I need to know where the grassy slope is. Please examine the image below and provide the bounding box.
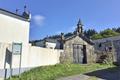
[10,64,114,80]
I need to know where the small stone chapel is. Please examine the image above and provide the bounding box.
[60,19,95,64]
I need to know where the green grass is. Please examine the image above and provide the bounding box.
[9,63,115,80]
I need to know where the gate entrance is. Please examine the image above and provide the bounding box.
[73,44,87,64]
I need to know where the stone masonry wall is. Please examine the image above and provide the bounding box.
[61,36,94,63]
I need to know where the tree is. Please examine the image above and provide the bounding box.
[112,28,117,32]
[91,34,103,40]
[84,29,97,39]
[64,32,73,38]
[100,29,119,38]
[91,29,120,40]
[115,27,120,33]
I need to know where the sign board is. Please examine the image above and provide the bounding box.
[12,43,22,55]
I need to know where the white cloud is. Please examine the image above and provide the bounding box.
[32,15,45,26]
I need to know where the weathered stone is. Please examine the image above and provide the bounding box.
[60,35,94,64]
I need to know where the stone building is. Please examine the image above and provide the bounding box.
[60,20,94,64]
[93,36,120,64]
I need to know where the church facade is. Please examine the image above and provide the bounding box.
[60,20,95,64]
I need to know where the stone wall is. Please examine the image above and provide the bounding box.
[94,39,120,64]
[61,36,94,63]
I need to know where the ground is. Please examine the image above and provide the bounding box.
[57,74,103,80]
[8,63,117,80]
[0,78,4,80]
[57,67,120,80]
[85,67,120,80]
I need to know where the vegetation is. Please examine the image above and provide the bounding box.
[100,29,119,38]
[30,27,120,42]
[91,34,103,40]
[9,63,114,80]
[91,29,120,40]
[84,29,97,39]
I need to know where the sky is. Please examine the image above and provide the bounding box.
[0,0,120,40]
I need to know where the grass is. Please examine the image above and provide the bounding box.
[9,63,115,80]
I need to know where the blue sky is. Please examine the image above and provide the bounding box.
[0,0,120,40]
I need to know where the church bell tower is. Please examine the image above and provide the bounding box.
[76,19,83,35]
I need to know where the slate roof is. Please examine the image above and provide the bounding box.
[64,34,94,45]
[0,8,29,22]
[30,38,60,44]
[45,38,59,43]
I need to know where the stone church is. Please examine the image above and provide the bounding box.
[59,20,94,64]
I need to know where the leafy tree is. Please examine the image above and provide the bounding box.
[112,28,117,32]
[30,27,120,41]
[112,27,120,33]
[64,32,73,38]
[84,29,97,39]
[91,34,103,40]
[91,29,120,40]
[100,29,119,38]
[47,35,61,39]
[115,27,120,33]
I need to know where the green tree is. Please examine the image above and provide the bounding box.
[91,34,103,40]
[115,27,120,33]
[84,29,97,39]
[100,29,119,38]
[91,29,120,40]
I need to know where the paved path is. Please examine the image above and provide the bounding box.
[57,67,120,80]
[0,78,4,80]
[57,74,104,80]
[85,67,120,80]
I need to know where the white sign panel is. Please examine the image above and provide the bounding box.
[12,43,22,55]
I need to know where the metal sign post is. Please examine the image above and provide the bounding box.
[11,43,22,79]
[10,44,13,80]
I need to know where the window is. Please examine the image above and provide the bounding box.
[50,47,53,49]
[99,43,102,47]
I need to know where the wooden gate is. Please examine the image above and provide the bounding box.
[73,44,83,63]
[113,40,120,62]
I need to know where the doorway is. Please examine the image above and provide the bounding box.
[73,44,87,64]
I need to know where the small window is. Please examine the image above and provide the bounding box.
[108,46,112,52]
[99,43,102,47]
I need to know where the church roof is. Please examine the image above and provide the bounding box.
[30,38,60,44]
[0,8,29,22]
[45,38,59,43]
[64,34,94,45]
